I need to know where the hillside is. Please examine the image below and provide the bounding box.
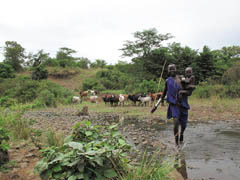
[20,67,101,93]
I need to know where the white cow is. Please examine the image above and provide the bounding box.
[72,96,81,103]
[90,95,98,103]
[138,96,152,106]
[88,90,97,96]
[119,94,125,107]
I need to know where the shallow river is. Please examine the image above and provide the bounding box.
[159,121,240,180]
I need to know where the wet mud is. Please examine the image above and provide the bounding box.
[154,121,240,180]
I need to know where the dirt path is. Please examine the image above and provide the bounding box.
[0,141,41,180]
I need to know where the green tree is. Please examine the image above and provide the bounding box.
[168,43,198,74]
[26,50,50,67]
[90,59,107,68]
[120,28,173,57]
[196,46,216,82]
[56,47,77,60]
[213,46,240,79]
[3,41,25,71]
[76,57,90,69]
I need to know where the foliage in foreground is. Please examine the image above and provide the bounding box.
[34,121,131,180]
[123,152,174,180]
[0,127,10,152]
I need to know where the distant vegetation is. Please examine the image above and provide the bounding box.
[0,75,74,108]
[0,28,240,101]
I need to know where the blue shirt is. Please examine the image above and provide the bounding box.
[166,77,190,110]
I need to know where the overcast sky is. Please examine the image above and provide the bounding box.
[0,0,239,64]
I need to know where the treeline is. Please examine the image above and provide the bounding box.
[1,28,240,95]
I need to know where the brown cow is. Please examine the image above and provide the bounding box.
[80,90,88,99]
[149,92,163,106]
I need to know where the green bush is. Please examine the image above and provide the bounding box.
[137,80,158,94]
[0,63,15,78]
[0,96,16,107]
[42,58,59,67]
[193,84,212,98]
[220,81,240,98]
[58,59,75,68]
[222,63,240,84]
[15,80,40,103]
[82,78,98,91]
[0,76,73,107]
[35,121,130,180]
[193,82,240,99]
[32,65,48,80]
[0,127,10,151]
[37,90,56,107]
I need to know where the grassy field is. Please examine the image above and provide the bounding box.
[56,95,240,123]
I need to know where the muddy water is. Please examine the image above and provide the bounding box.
[159,121,240,180]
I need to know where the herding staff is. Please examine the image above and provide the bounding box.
[151,60,167,113]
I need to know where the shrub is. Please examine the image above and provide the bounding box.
[222,63,240,84]
[42,58,59,67]
[0,63,15,78]
[15,80,40,103]
[34,121,131,180]
[58,59,74,68]
[193,85,211,98]
[0,96,16,107]
[0,76,74,107]
[0,127,10,152]
[137,80,158,94]
[193,82,240,99]
[220,81,240,98]
[37,90,56,107]
[82,78,98,91]
[32,65,48,80]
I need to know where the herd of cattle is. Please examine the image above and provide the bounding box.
[72,90,163,107]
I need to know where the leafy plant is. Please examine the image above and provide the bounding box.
[0,127,10,151]
[32,65,48,80]
[35,121,131,180]
[0,63,16,78]
[37,90,56,107]
[0,96,17,107]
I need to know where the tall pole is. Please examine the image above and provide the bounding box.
[157,60,167,92]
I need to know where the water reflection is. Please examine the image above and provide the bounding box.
[175,152,188,180]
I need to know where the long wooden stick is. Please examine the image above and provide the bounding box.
[157,60,167,92]
[151,60,167,114]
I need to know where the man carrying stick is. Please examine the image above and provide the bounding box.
[159,64,190,148]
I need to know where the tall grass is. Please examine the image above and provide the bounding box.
[0,108,32,140]
[122,151,175,180]
[45,128,64,147]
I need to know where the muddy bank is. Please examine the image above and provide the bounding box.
[23,108,240,180]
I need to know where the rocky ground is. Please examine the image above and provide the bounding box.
[1,103,240,180]
[0,141,41,180]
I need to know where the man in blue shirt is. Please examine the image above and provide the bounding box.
[160,64,190,147]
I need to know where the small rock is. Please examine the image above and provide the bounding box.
[142,140,148,145]
[20,162,28,168]
[25,153,36,158]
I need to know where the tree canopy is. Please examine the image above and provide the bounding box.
[120,28,173,57]
[3,41,25,71]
